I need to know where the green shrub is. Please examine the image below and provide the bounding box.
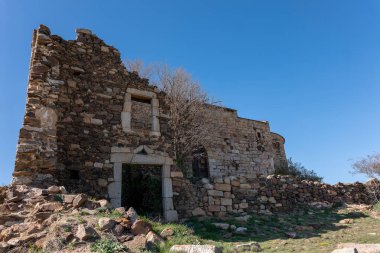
[91,239,126,253]
[274,157,323,182]
[54,194,63,203]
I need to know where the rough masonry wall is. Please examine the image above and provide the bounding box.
[205,108,285,178]
[172,174,372,218]
[131,99,153,131]
[13,26,60,187]
[14,25,173,197]
[271,133,287,169]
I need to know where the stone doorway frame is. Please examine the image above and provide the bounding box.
[108,145,178,222]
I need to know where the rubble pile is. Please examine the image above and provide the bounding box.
[0,185,167,253]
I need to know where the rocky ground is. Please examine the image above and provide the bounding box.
[1,185,380,253]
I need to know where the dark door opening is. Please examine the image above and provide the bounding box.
[121,164,162,218]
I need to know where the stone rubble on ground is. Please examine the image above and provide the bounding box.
[0,184,168,253]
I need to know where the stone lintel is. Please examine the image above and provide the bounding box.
[126,88,156,99]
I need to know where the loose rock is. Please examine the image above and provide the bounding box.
[131,220,152,236]
[98,217,116,231]
[76,224,99,241]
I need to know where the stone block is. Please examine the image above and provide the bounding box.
[208,190,223,197]
[98,178,108,187]
[221,198,232,206]
[215,183,231,192]
[240,184,251,189]
[108,182,121,199]
[163,197,174,211]
[170,171,183,178]
[224,192,232,198]
[90,118,103,125]
[94,162,103,168]
[239,203,249,209]
[192,207,206,216]
[165,210,178,222]
[121,111,131,130]
[209,205,221,212]
[204,183,213,190]
[101,46,109,52]
[162,178,173,198]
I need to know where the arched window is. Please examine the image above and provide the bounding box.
[192,147,209,178]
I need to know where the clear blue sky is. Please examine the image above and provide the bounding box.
[0,0,379,185]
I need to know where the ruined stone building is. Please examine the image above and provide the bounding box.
[13,25,287,221]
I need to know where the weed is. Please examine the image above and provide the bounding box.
[78,217,86,224]
[54,194,63,203]
[98,210,123,219]
[80,210,91,215]
[67,242,76,250]
[372,202,380,212]
[28,244,44,253]
[90,239,126,253]
[62,226,71,233]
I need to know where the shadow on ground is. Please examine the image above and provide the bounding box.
[183,207,368,243]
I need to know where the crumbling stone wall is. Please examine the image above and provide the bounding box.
[271,133,287,169]
[14,25,289,220]
[172,173,372,218]
[205,107,286,178]
[14,25,173,197]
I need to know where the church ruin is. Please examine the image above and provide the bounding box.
[13,25,287,221]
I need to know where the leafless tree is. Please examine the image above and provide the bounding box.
[125,59,154,80]
[352,153,380,203]
[125,60,219,173]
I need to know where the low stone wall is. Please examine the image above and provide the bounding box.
[172,174,372,218]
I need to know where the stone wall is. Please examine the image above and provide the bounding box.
[14,25,289,221]
[14,25,173,197]
[14,25,287,195]
[271,133,287,169]
[205,107,286,178]
[172,174,371,218]
[131,98,153,131]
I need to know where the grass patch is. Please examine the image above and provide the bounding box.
[96,209,124,219]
